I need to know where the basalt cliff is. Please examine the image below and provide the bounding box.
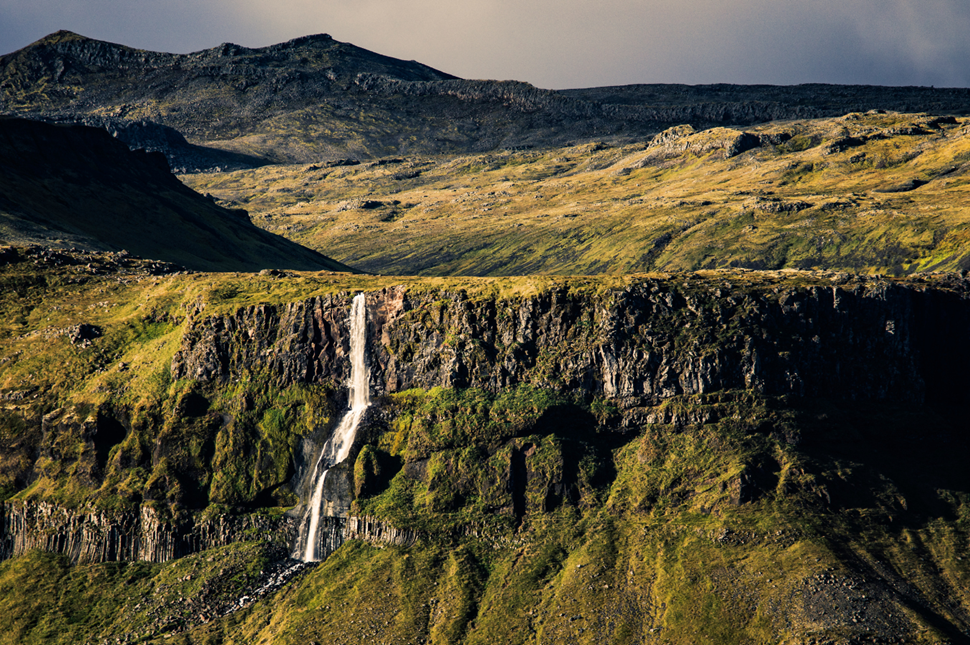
[171,275,968,406]
[1,251,969,643]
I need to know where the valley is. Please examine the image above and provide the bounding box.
[1,30,969,645]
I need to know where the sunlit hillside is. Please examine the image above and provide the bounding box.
[184,112,970,276]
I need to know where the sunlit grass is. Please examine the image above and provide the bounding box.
[182,112,970,276]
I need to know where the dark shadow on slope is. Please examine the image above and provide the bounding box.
[0,118,355,272]
[825,538,970,644]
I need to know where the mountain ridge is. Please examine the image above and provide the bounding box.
[6,31,970,169]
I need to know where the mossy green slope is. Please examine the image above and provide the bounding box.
[183,112,970,276]
[1,253,969,643]
[0,541,295,644]
[0,395,967,644]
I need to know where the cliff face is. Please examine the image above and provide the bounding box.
[0,500,294,564]
[0,501,417,565]
[6,273,969,567]
[165,274,970,566]
[171,275,970,411]
[3,270,970,643]
[299,516,420,565]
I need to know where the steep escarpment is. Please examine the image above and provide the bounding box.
[171,274,970,408]
[0,500,415,567]
[563,82,970,126]
[2,265,970,644]
[0,500,293,563]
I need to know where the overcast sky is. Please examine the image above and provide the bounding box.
[2,0,970,89]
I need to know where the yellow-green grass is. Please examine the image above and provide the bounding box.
[3,401,964,645]
[1,255,959,412]
[182,112,970,276]
[1,256,969,643]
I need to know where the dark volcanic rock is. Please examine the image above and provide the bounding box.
[66,323,102,346]
[0,500,296,563]
[874,178,929,193]
[171,276,970,413]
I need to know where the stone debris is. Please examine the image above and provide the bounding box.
[66,323,103,346]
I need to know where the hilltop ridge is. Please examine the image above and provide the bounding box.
[0,30,460,167]
[6,32,970,169]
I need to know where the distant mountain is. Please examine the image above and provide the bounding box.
[5,32,970,170]
[561,82,970,121]
[0,30,461,167]
[0,117,354,272]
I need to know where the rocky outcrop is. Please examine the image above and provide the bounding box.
[645,125,762,159]
[0,500,296,563]
[344,515,420,547]
[0,498,420,565]
[171,275,970,412]
[300,515,420,563]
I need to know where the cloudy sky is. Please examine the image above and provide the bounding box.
[2,0,969,89]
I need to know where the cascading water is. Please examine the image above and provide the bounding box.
[293,293,370,562]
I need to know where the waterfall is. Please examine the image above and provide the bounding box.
[294,293,370,562]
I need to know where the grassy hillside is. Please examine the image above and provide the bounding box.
[170,392,970,645]
[181,111,970,276]
[0,252,968,643]
[1,385,967,644]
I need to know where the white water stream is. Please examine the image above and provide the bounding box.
[295,293,370,562]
